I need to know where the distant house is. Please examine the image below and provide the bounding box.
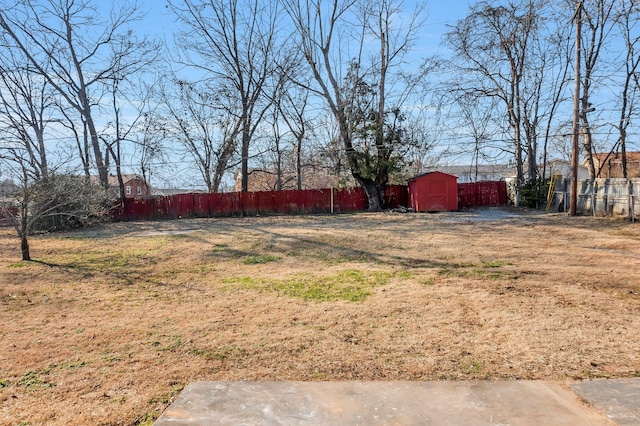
[93,174,149,199]
[590,152,640,178]
[546,160,589,180]
[438,164,514,183]
[117,174,149,198]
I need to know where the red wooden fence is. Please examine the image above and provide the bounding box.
[458,181,508,209]
[113,182,506,221]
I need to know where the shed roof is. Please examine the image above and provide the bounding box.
[408,171,458,182]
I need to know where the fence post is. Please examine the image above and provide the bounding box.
[629,179,634,222]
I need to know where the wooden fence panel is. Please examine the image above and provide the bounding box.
[193,194,211,217]
[122,198,153,221]
[152,197,168,220]
[256,191,276,215]
[458,183,478,209]
[172,194,195,219]
[458,181,507,208]
[385,185,408,208]
[213,192,241,217]
[241,192,258,216]
[273,190,294,214]
[335,187,367,212]
[478,181,507,206]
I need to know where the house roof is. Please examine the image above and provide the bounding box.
[151,188,207,196]
[91,174,146,186]
[438,164,515,178]
[110,174,146,185]
[592,152,640,163]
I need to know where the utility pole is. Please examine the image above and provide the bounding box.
[570,1,583,216]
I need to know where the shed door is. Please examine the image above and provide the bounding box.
[426,180,447,211]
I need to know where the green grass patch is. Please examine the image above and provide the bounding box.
[189,345,246,361]
[421,277,436,286]
[481,260,511,268]
[224,269,392,302]
[242,254,281,265]
[0,379,11,388]
[17,370,55,389]
[58,360,87,370]
[43,245,159,274]
[438,260,513,280]
[463,359,484,374]
[101,352,123,363]
[395,270,414,279]
[437,268,469,278]
[211,243,229,253]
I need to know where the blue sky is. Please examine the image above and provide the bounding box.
[136,0,475,56]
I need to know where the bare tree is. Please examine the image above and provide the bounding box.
[284,0,428,210]
[263,99,288,191]
[169,0,280,192]
[445,1,546,186]
[574,0,617,178]
[0,43,56,180]
[102,67,161,200]
[447,93,502,181]
[131,102,165,196]
[277,86,314,190]
[0,0,155,188]
[268,44,316,190]
[539,19,573,181]
[160,78,240,193]
[613,0,640,179]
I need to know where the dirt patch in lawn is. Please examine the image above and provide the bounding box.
[1,208,640,425]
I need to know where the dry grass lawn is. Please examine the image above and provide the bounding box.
[1,208,640,425]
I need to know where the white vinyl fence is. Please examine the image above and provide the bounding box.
[549,178,640,220]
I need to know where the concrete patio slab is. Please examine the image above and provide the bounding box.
[154,380,615,425]
[571,378,640,425]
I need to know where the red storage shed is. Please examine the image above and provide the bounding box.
[408,171,458,212]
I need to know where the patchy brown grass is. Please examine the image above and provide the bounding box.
[1,208,640,425]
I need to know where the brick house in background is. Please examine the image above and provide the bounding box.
[115,174,149,198]
[591,152,640,178]
[93,174,149,198]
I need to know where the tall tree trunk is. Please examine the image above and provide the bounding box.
[513,120,525,186]
[21,233,30,261]
[19,210,30,261]
[356,177,383,211]
[621,132,628,179]
[241,123,250,192]
[296,135,303,190]
[84,107,109,188]
[339,108,384,211]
